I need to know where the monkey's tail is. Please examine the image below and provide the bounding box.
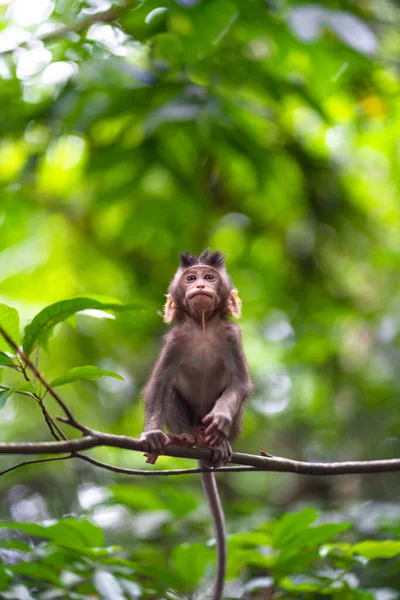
[200,469,226,600]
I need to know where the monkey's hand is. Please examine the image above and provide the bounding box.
[208,439,232,468]
[140,429,169,465]
[202,411,232,446]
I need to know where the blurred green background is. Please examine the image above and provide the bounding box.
[1,0,400,597]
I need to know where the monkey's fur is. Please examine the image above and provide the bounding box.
[141,250,252,600]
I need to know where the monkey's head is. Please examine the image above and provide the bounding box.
[164,249,242,323]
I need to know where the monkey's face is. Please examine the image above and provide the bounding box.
[181,266,222,315]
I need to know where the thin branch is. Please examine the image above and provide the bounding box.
[0,2,137,58]
[17,355,68,442]
[76,453,257,475]
[0,326,77,425]
[2,328,400,478]
[0,455,72,477]
[2,433,400,476]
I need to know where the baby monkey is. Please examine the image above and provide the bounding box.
[141,249,252,600]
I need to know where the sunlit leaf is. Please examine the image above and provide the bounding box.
[352,540,400,559]
[0,304,19,353]
[0,352,16,368]
[23,297,142,356]
[50,366,124,387]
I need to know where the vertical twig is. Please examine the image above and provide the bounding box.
[0,326,77,426]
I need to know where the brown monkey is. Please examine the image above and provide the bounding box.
[140,250,252,600]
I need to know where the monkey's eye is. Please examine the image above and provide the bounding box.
[186,274,196,281]
[204,273,215,280]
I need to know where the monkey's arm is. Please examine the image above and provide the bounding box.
[141,335,180,462]
[203,327,252,446]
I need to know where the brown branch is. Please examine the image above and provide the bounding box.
[2,432,400,476]
[0,1,138,57]
[76,452,257,475]
[2,328,400,478]
[0,326,78,425]
[0,455,72,476]
[17,355,68,442]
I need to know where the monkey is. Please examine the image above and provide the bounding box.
[140,249,252,600]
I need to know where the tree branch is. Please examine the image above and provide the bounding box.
[0,1,138,57]
[2,432,400,476]
[0,325,79,426]
[1,327,400,478]
[0,455,72,477]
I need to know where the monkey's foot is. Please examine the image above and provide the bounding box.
[208,439,232,469]
[167,433,196,447]
[193,424,208,446]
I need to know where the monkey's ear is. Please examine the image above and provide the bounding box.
[163,294,176,323]
[227,289,242,318]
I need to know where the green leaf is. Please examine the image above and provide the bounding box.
[352,540,400,559]
[280,575,330,593]
[0,384,19,409]
[110,485,166,512]
[179,0,238,63]
[226,548,273,580]
[0,521,50,537]
[22,297,142,356]
[0,388,12,409]
[279,522,351,557]
[228,531,271,549]
[0,518,104,548]
[272,508,319,548]
[11,562,60,585]
[0,540,32,552]
[171,542,212,591]
[50,366,124,387]
[0,303,19,353]
[46,518,105,549]
[18,382,36,394]
[0,352,16,368]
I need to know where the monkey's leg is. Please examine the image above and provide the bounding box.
[165,389,196,436]
[145,391,194,464]
[167,432,196,447]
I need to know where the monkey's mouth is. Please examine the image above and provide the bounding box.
[189,291,213,299]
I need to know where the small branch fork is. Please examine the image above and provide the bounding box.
[1,325,400,478]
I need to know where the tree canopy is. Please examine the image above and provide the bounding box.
[1,0,400,598]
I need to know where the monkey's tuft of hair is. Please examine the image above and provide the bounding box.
[199,249,225,268]
[179,249,226,269]
[179,252,199,268]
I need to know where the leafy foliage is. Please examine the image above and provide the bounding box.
[0,509,398,599]
[1,0,400,597]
